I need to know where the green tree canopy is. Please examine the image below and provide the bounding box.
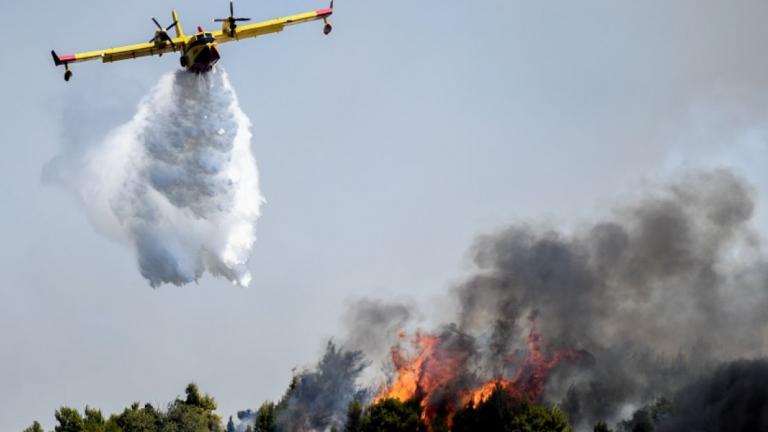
[112,402,161,432]
[39,384,225,432]
[55,407,85,432]
[83,407,106,432]
[23,421,45,432]
[163,384,223,432]
[254,401,276,432]
[452,387,571,432]
[344,401,363,432]
[360,398,425,432]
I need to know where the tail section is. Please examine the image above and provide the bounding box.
[51,50,63,66]
[171,9,185,38]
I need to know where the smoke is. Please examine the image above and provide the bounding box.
[228,169,765,431]
[449,169,768,429]
[657,359,768,432]
[342,299,415,374]
[61,68,263,287]
[275,342,368,431]
[311,169,766,431]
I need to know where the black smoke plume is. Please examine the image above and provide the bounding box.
[657,359,768,432]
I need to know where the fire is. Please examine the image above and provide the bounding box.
[374,317,579,429]
[467,320,580,406]
[374,332,442,403]
[374,331,472,423]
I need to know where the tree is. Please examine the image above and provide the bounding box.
[649,398,672,425]
[226,416,236,432]
[619,398,672,432]
[23,421,45,432]
[507,403,571,432]
[28,384,227,432]
[55,407,84,432]
[163,384,223,432]
[113,402,161,432]
[452,387,571,432]
[84,407,106,432]
[344,401,363,432]
[619,409,653,432]
[361,398,425,432]
[254,401,276,432]
[183,383,218,412]
[594,420,613,432]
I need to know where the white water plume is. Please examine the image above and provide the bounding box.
[77,68,263,287]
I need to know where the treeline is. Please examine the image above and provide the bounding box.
[231,389,669,432]
[26,384,578,432]
[25,338,676,432]
[25,385,676,432]
[26,346,763,431]
[24,384,224,432]
[27,383,676,432]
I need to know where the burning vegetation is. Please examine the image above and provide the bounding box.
[373,316,582,428]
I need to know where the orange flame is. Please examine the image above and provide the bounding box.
[466,320,580,406]
[374,331,471,424]
[374,318,579,429]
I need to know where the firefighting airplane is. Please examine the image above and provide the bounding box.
[51,1,334,81]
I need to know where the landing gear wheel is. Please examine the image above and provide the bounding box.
[180,56,188,68]
[323,23,333,35]
[64,70,73,81]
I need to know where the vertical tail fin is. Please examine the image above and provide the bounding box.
[171,9,185,38]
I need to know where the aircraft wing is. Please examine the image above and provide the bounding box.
[213,7,333,42]
[52,39,185,66]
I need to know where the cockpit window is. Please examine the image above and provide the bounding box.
[191,33,215,46]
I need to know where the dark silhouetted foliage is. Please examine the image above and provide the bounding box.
[360,398,425,432]
[452,387,571,432]
[594,420,613,432]
[24,421,46,432]
[44,384,223,432]
[344,401,363,432]
[55,407,85,432]
[255,401,276,432]
[619,397,672,432]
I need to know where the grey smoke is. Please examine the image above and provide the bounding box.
[342,299,415,377]
[275,342,368,432]
[340,169,767,429]
[238,169,767,431]
[451,169,767,429]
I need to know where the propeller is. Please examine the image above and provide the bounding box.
[213,1,250,37]
[149,17,179,48]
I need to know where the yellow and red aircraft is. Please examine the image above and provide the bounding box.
[52,1,334,81]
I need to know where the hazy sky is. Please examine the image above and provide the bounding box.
[1,0,767,430]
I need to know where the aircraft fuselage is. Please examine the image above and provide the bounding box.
[180,32,220,73]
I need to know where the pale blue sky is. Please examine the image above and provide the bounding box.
[1,0,767,430]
